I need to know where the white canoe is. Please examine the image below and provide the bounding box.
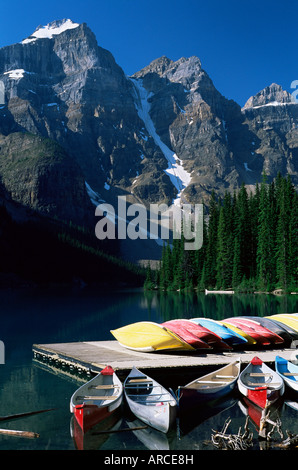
[124,367,177,433]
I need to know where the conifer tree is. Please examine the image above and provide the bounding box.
[232,236,242,287]
[234,183,250,279]
[204,191,219,287]
[275,175,295,290]
[257,174,275,290]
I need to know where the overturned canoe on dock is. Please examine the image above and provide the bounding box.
[110,321,195,352]
[242,316,297,347]
[190,318,248,347]
[266,314,298,333]
[124,367,177,433]
[162,319,232,350]
[220,320,257,345]
[177,359,241,410]
[237,356,284,409]
[222,317,284,347]
[70,366,123,432]
[161,320,211,350]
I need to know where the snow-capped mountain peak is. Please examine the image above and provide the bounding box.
[21,19,80,44]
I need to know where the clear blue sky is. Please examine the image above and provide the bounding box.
[0,0,297,106]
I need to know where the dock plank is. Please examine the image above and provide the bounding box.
[32,340,296,379]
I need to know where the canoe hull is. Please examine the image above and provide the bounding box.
[243,317,295,347]
[70,366,123,432]
[178,360,241,410]
[163,319,232,350]
[73,401,120,433]
[190,318,247,346]
[161,320,211,350]
[237,357,284,409]
[111,321,194,352]
[220,321,256,345]
[275,356,298,392]
[126,397,176,434]
[267,315,298,333]
[224,317,283,346]
[124,367,177,433]
[178,380,236,407]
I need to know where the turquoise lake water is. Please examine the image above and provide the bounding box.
[0,287,297,452]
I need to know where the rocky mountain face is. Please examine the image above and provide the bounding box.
[0,19,297,234]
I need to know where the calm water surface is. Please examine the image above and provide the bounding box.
[0,287,297,452]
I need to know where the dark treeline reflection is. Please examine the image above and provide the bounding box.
[144,291,298,322]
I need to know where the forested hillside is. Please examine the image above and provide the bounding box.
[146,173,298,294]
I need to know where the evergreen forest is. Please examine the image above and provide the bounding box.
[145,173,298,294]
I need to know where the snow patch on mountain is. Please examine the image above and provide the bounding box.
[22,19,80,44]
[3,69,35,79]
[129,78,192,206]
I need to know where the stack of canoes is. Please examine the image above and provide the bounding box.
[110,313,298,353]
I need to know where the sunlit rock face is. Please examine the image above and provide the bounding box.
[0,19,297,225]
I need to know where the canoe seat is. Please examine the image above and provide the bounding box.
[77,395,118,400]
[127,378,151,383]
[215,375,235,379]
[282,372,298,376]
[247,382,280,387]
[249,373,272,377]
[197,380,232,385]
[90,385,120,389]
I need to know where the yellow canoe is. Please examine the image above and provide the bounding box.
[110,321,195,352]
[220,321,257,345]
[266,314,298,332]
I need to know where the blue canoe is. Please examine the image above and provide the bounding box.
[275,356,298,392]
[190,318,248,347]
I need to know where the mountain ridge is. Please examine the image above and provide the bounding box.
[0,19,297,236]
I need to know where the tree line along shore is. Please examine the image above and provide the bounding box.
[145,173,298,295]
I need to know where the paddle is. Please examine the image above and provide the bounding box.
[0,408,56,423]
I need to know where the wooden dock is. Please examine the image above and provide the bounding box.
[32,340,297,382]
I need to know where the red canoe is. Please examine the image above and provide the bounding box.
[70,366,123,432]
[238,356,284,409]
[162,319,232,350]
[161,320,211,350]
[223,317,284,347]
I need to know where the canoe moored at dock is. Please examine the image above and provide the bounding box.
[275,356,298,392]
[70,366,123,432]
[237,356,284,409]
[177,359,241,410]
[160,320,211,350]
[190,318,248,347]
[222,318,284,347]
[161,319,232,350]
[124,367,177,433]
[110,321,195,352]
